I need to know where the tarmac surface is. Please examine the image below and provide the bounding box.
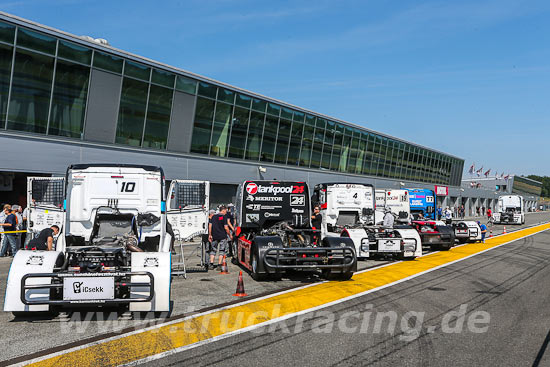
[0,212,548,364]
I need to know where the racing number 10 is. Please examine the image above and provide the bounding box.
[121,182,136,193]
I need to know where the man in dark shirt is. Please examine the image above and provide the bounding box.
[0,205,18,256]
[27,225,60,251]
[208,206,232,270]
[311,206,322,245]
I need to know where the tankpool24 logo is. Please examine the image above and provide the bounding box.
[246,182,258,195]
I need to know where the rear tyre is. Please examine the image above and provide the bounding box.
[250,252,266,281]
[322,270,353,281]
[458,238,467,244]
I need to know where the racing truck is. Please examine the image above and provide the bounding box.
[407,188,436,220]
[374,189,411,224]
[233,181,357,280]
[454,221,482,243]
[411,220,455,250]
[4,164,172,316]
[312,183,422,260]
[493,195,525,225]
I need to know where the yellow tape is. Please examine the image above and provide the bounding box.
[28,222,550,367]
[0,230,27,234]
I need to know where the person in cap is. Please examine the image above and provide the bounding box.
[208,206,232,270]
[383,207,395,228]
[478,221,487,243]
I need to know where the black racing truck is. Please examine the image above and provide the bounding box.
[232,181,357,281]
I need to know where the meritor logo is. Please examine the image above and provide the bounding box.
[73,281,104,293]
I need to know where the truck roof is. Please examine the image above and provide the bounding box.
[314,182,374,189]
[68,163,163,172]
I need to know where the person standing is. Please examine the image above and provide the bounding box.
[487,208,493,220]
[311,205,322,245]
[478,221,487,243]
[208,206,232,270]
[437,206,442,220]
[444,207,452,225]
[383,207,395,228]
[12,205,23,251]
[0,205,18,257]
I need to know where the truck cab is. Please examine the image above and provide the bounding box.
[407,188,436,220]
[234,181,357,281]
[5,164,172,316]
[493,195,525,224]
[313,183,422,260]
[374,189,411,225]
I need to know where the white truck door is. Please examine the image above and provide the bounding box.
[26,177,65,243]
[167,180,210,241]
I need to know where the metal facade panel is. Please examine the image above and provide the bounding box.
[83,69,122,143]
[167,91,196,153]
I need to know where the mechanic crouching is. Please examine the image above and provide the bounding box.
[25,225,60,251]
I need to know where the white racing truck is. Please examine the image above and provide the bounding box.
[25,177,65,242]
[493,195,525,225]
[454,221,482,244]
[4,164,172,317]
[374,189,411,225]
[312,183,422,260]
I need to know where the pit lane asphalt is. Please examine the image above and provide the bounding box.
[149,212,550,367]
[0,212,548,364]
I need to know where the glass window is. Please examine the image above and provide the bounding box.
[115,77,148,147]
[321,125,333,170]
[7,49,54,133]
[266,102,280,116]
[335,123,345,134]
[57,40,92,65]
[245,111,264,160]
[345,126,353,136]
[210,102,233,157]
[151,68,175,88]
[198,82,217,99]
[124,60,150,81]
[348,136,359,174]
[357,139,367,174]
[0,21,15,44]
[300,123,314,167]
[48,60,90,138]
[93,51,123,73]
[280,107,292,120]
[190,97,215,154]
[16,27,56,55]
[235,93,252,109]
[175,75,196,94]
[287,119,304,166]
[0,44,13,123]
[339,135,351,172]
[252,98,266,112]
[305,114,316,126]
[260,115,278,162]
[217,88,234,104]
[143,85,172,149]
[293,110,305,122]
[330,131,343,171]
[274,118,291,164]
[227,106,249,159]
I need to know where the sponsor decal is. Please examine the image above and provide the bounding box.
[73,281,104,294]
[246,204,262,211]
[264,212,281,218]
[435,185,448,196]
[144,257,159,267]
[246,195,255,202]
[291,208,305,214]
[246,213,260,222]
[254,196,283,202]
[246,182,258,195]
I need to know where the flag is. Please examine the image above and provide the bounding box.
[503,174,510,180]
[484,169,491,177]
[476,166,483,176]
[468,163,475,175]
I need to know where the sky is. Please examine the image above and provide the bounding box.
[3,0,550,176]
